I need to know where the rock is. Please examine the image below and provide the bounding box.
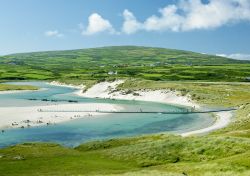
[13,155,24,160]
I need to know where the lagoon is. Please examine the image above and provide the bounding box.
[0,81,213,148]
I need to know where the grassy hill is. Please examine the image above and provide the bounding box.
[0,46,249,82]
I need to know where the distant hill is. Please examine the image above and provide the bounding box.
[2,46,249,65]
[0,46,249,81]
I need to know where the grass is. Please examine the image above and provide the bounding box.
[0,46,250,82]
[0,143,138,176]
[76,135,250,165]
[0,84,38,91]
[117,79,250,107]
[1,134,249,175]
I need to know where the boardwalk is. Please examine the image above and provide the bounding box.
[38,108,237,114]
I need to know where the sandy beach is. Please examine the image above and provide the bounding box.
[0,89,41,94]
[49,81,85,89]
[0,80,234,136]
[75,80,234,136]
[76,80,200,108]
[181,111,233,136]
[0,103,122,129]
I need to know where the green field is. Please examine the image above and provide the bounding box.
[0,46,250,175]
[0,84,38,91]
[0,46,250,82]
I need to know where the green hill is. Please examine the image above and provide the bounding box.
[0,46,250,81]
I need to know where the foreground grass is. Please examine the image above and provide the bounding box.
[0,135,249,176]
[0,84,38,91]
[0,143,138,176]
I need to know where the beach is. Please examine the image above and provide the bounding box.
[0,80,234,136]
[0,103,122,129]
[74,80,234,136]
[0,89,40,94]
[49,81,85,89]
[181,111,233,136]
[75,80,200,108]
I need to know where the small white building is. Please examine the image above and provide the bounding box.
[108,71,118,75]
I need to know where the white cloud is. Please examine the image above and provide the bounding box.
[44,30,64,38]
[122,9,142,34]
[144,5,184,32]
[216,53,250,60]
[122,0,250,34]
[82,13,115,35]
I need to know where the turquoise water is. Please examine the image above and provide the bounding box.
[0,81,214,148]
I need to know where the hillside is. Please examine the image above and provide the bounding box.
[0,46,250,82]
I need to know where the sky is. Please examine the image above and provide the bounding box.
[0,0,250,59]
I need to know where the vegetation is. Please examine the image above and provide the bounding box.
[0,135,249,175]
[117,79,250,107]
[0,143,138,176]
[0,46,250,175]
[0,84,38,91]
[0,46,250,82]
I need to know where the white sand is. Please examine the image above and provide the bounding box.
[181,111,233,137]
[49,81,85,89]
[77,80,235,136]
[0,89,39,94]
[0,80,234,136]
[0,103,121,129]
[77,80,199,108]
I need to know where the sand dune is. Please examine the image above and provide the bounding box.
[77,80,199,108]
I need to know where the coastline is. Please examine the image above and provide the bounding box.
[73,80,233,136]
[0,89,40,94]
[75,80,200,109]
[181,111,233,137]
[0,80,234,136]
[49,81,85,89]
[0,103,122,129]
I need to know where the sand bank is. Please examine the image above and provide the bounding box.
[0,103,121,129]
[49,81,85,89]
[76,80,235,136]
[0,89,40,94]
[181,111,233,137]
[76,80,199,109]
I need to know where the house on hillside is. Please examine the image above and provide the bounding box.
[108,71,118,75]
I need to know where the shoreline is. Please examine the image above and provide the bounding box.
[49,81,85,90]
[75,80,200,109]
[181,111,233,137]
[0,103,122,130]
[0,80,234,136]
[0,89,41,94]
[73,80,233,136]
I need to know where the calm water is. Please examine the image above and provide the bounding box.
[0,81,214,148]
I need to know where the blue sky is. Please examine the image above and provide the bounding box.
[0,0,250,59]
